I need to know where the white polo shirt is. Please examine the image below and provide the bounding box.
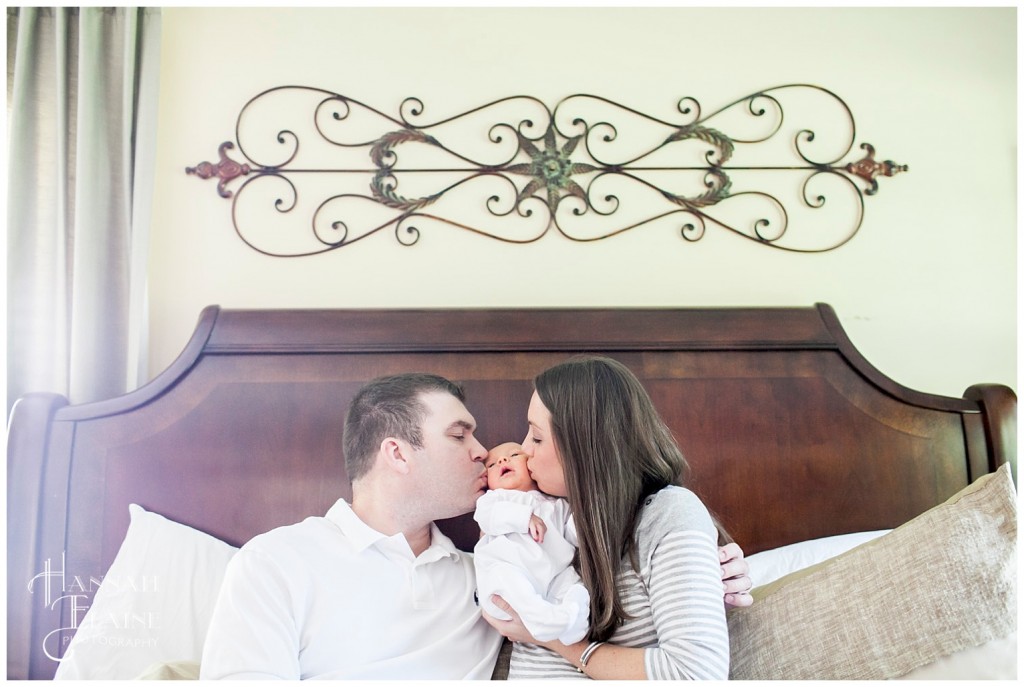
[200,500,503,679]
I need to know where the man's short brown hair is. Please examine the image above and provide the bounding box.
[343,373,465,483]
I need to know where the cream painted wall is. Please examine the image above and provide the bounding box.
[150,6,1016,398]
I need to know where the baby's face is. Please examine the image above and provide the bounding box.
[484,442,537,492]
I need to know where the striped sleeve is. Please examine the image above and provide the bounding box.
[643,528,730,679]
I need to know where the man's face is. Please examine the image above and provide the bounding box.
[411,390,488,520]
[484,442,536,492]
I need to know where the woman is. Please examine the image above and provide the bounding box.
[484,356,733,679]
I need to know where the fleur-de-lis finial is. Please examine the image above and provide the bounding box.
[186,142,252,198]
[845,143,908,196]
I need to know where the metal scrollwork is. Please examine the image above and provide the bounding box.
[186,84,906,256]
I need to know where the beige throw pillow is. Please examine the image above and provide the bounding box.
[727,463,1017,680]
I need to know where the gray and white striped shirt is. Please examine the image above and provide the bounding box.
[507,486,729,680]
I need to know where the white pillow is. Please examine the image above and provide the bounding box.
[53,504,237,679]
[745,529,890,588]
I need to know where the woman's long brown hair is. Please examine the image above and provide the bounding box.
[535,355,728,642]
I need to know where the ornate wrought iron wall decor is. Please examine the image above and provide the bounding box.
[186,84,906,256]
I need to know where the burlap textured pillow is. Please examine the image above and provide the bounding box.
[727,463,1017,680]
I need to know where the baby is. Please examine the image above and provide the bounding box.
[473,442,590,644]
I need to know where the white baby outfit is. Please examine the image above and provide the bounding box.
[473,489,590,644]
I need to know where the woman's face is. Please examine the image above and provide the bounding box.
[521,391,568,497]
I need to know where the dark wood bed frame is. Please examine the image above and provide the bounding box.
[7,303,1016,680]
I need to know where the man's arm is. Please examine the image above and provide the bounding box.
[200,547,302,679]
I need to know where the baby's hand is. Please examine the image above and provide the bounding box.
[528,514,546,543]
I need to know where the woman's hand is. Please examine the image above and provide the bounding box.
[719,542,754,608]
[481,594,544,645]
[484,595,647,679]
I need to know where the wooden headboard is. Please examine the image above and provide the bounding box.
[7,303,1016,679]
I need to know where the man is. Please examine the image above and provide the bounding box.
[201,373,750,679]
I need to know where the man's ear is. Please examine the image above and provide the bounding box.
[380,437,412,475]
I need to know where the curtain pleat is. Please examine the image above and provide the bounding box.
[6,7,160,411]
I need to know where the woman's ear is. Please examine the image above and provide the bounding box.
[380,437,412,475]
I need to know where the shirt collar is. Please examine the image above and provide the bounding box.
[423,522,463,563]
[325,499,462,562]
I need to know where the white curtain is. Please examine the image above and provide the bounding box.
[6,7,161,411]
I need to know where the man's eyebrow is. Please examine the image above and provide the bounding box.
[448,419,475,432]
